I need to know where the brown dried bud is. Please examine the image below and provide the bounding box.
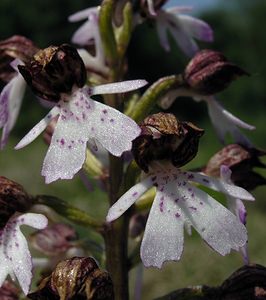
[0,176,33,229]
[0,35,39,82]
[220,264,266,300]
[203,144,266,190]
[30,223,78,256]
[132,112,204,172]
[28,257,114,300]
[0,280,20,300]
[18,44,87,102]
[184,49,248,95]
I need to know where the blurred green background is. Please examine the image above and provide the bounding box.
[0,0,266,299]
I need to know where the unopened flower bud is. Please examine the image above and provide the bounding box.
[30,223,78,256]
[0,280,20,300]
[184,49,248,95]
[28,257,114,300]
[0,176,33,229]
[204,144,266,190]
[18,44,87,102]
[0,35,39,82]
[132,112,204,172]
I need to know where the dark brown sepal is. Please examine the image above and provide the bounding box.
[18,44,87,102]
[132,113,204,172]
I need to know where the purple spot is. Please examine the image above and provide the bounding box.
[56,139,59,143]
[178,182,181,187]
[159,201,164,212]
[75,102,79,106]
[100,118,104,122]
[188,174,194,180]
[191,193,195,198]
[189,206,197,211]
[47,114,51,119]
[15,242,19,248]
[61,115,66,120]
[76,116,80,121]
[132,192,138,197]
[200,202,203,205]
[175,212,180,218]
[160,196,164,201]
[63,109,67,113]
[102,109,108,114]
[203,178,209,183]
[188,188,192,192]
[71,140,75,144]
[91,127,95,131]
[68,145,72,149]
[174,198,179,203]
[159,186,164,192]
[82,112,86,120]
[60,138,65,145]
[110,118,114,123]
[182,181,187,186]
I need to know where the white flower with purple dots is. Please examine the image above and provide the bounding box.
[0,213,48,295]
[106,162,254,268]
[15,80,147,183]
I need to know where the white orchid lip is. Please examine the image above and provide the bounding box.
[0,213,48,295]
[106,165,254,268]
[15,80,147,183]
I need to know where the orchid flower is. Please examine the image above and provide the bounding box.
[0,213,48,295]
[159,90,255,147]
[15,80,147,183]
[220,165,249,264]
[68,7,109,76]
[107,162,254,268]
[136,3,213,56]
[0,60,26,149]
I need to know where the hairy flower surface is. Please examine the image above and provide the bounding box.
[0,60,26,148]
[220,165,249,264]
[0,213,48,295]
[15,80,147,183]
[107,162,254,268]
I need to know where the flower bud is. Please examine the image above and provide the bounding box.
[184,49,248,95]
[132,112,204,172]
[28,257,114,300]
[0,280,20,300]
[203,144,266,190]
[0,176,33,229]
[30,223,78,256]
[18,44,87,102]
[0,35,39,82]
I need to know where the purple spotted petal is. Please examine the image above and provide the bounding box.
[106,177,153,222]
[178,14,213,42]
[175,183,248,256]
[91,80,148,96]
[41,89,141,183]
[0,74,26,149]
[0,213,48,295]
[186,171,255,201]
[140,189,185,268]
[15,106,60,150]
